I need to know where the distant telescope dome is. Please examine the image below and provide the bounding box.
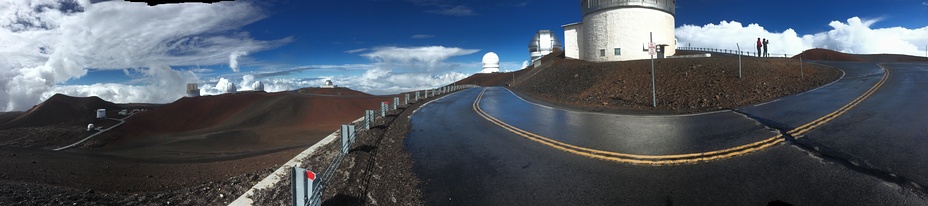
[529,30,562,62]
[322,80,336,88]
[482,52,499,67]
[252,81,264,92]
[225,83,237,93]
[480,52,500,73]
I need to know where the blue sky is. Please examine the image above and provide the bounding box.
[1,0,927,111]
[241,0,927,70]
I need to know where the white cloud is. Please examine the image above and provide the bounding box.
[0,1,290,111]
[334,67,469,94]
[676,17,928,57]
[348,46,478,93]
[192,45,483,96]
[411,34,435,39]
[229,50,248,73]
[427,5,475,16]
[248,46,480,95]
[344,48,369,54]
[361,46,479,72]
[48,65,198,104]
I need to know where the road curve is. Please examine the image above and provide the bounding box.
[407,62,928,205]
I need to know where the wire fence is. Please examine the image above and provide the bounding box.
[293,84,477,206]
[678,47,796,58]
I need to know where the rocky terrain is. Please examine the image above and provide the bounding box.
[0,88,402,205]
[2,48,923,205]
[511,52,842,114]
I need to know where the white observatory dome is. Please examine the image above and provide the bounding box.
[322,80,335,88]
[481,52,500,73]
[252,81,264,92]
[225,82,237,93]
[529,30,562,62]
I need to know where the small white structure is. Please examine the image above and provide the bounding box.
[563,0,676,61]
[118,109,128,116]
[186,83,200,97]
[321,80,336,88]
[480,52,500,73]
[529,30,562,63]
[225,83,238,94]
[95,109,106,119]
[87,123,95,132]
[252,81,265,92]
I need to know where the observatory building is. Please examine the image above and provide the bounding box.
[252,81,265,92]
[186,83,200,97]
[563,0,676,61]
[529,30,562,63]
[481,52,500,73]
[321,80,336,88]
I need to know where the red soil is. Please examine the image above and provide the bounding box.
[295,87,371,96]
[793,48,928,62]
[1,94,120,129]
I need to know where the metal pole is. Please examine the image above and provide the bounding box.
[736,43,742,79]
[650,32,656,108]
[800,54,804,80]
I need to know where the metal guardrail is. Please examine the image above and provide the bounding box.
[678,47,793,58]
[293,84,477,206]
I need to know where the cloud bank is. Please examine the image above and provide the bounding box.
[0,0,290,111]
[342,46,477,94]
[196,45,480,97]
[676,17,928,57]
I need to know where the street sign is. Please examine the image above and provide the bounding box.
[648,42,656,56]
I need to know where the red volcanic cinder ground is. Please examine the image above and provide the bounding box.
[0,87,402,204]
[793,48,928,62]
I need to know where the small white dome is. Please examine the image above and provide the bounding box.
[480,52,500,73]
[482,52,500,67]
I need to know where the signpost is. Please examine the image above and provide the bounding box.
[649,32,656,108]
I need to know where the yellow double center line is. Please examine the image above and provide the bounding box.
[472,65,890,165]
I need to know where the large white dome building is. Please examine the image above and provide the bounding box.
[480,52,500,73]
[563,0,676,62]
[529,30,562,62]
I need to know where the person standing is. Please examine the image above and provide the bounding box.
[756,38,762,57]
[763,38,770,57]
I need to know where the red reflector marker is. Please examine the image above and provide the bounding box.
[306,170,316,181]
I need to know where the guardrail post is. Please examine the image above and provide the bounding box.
[393,97,399,110]
[341,125,351,153]
[291,167,315,206]
[381,102,388,117]
[405,94,410,105]
[424,90,429,99]
[736,43,742,79]
[364,110,373,129]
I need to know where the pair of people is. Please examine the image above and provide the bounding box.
[756,38,770,57]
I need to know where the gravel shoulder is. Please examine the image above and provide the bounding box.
[249,91,455,205]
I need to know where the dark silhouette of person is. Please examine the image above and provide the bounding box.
[763,38,770,57]
[756,38,762,57]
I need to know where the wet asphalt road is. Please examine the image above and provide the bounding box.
[406,62,928,205]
